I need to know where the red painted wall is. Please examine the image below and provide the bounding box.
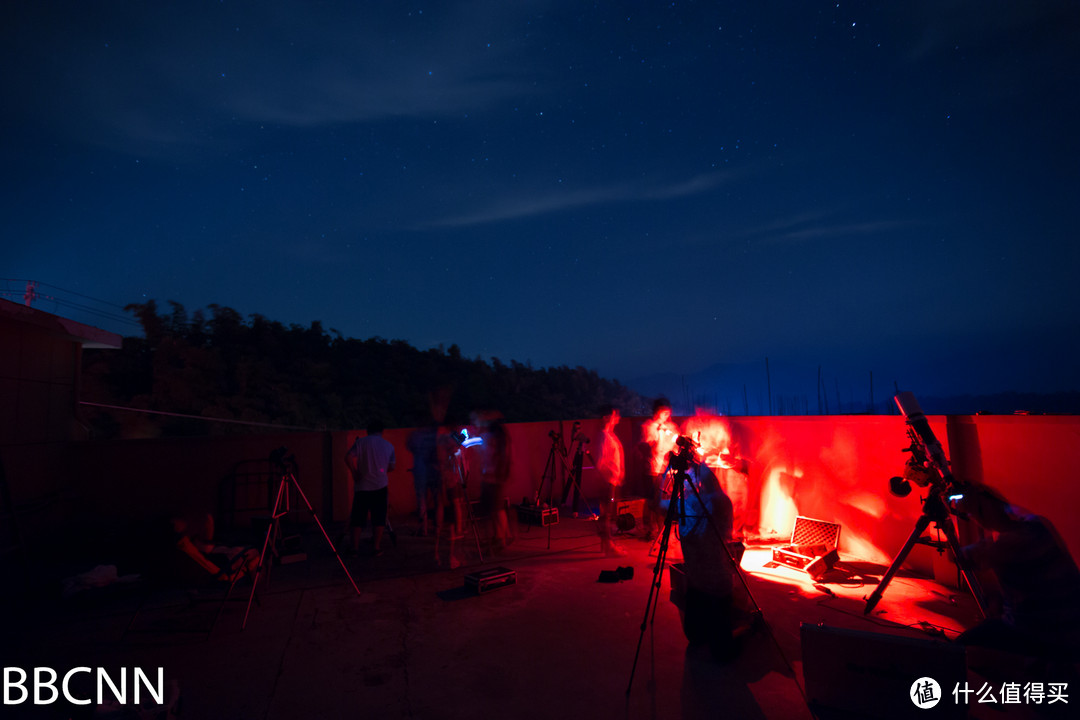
[345,413,1080,578]
[6,414,1077,579]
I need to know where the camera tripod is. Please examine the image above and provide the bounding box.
[532,429,567,508]
[241,450,361,629]
[563,426,599,518]
[434,449,485,566]
[863,484,988,617]
[626,446,764,695]
[533,426,599,547]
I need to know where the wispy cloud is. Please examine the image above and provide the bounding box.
[744,211,916,246]
[778,220,913,241]
[14,2,548,155]
[742,211,835,237]
[426,172,733,228]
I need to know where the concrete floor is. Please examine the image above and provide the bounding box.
[5,515,1070,719]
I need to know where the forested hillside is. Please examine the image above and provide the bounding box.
[80,301,647,438]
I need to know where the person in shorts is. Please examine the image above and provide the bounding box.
[345,419,396,555]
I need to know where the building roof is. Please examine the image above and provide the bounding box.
[0,297,123,349]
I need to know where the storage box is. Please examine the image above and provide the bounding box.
[516,504,559,526]
[801,623,966,719]
[771,516,840,571]
[464,566,516,594]
[615,497,646,533]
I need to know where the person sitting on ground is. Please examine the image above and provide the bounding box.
[953,483,1080,661]
[170,512,258,583]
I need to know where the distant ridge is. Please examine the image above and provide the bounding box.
[625,362,1080,416]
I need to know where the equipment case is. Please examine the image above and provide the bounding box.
[516,504,559,526]
[464,566,517,594]
[771,516,840,571]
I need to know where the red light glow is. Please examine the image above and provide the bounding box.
[682,411,734,469]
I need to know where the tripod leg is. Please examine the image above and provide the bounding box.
[864,514,933,615]
[243,479,287,629]
[675,466,765,620]
[287,472,363,597]
[627,490,679,696]
[575,477,599,519]
[648,528,671,626]
[646,465,673,557]
[936,516,988,617]
[560,467,575,507]
[570,450,601,519]
[460,490,483,563]
[535,447,556,506]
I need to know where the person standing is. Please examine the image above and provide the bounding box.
[345,419,396,555]
[641,397,678,539]
[434,425,467,568]
[406,423,439,536]
[667,462,736,660]
[479,415,514,552]
[596,406,626,557]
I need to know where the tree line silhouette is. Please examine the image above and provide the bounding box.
[80,300,649,438]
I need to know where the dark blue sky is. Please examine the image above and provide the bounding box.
[4,1,1079,400]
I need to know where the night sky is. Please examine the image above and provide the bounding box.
[4,2,1079,404]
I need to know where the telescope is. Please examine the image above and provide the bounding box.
[866,391,986,616]
[889,391,966,499]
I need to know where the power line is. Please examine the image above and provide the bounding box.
[79,401,318,431]
[16,280,131,310]
[0,278,141,331]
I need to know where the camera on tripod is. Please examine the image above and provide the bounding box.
[268,446,295,469]
[668,434,699,474]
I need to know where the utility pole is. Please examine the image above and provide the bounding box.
[817,366,822,415]
[765,357,772,416]
[869,370,874,414]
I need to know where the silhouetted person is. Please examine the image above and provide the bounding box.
[663,462,736,661]
[407,424,439,536]
[345,419,396,555]
[170,512,258,582]
[478,414,514,552]
[954,483,1080,661]
[412,386,454,538]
